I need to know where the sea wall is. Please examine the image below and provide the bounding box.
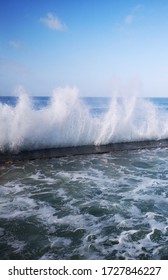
[1,139,168,163]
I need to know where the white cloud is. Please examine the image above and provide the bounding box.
[115,4,142,31]
[40,12,66,31]
[9,40,22,49]
[125,14,133,24]
[132,4,142,12]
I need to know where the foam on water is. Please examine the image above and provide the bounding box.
[1,86,168,152]
[1,149,168,259]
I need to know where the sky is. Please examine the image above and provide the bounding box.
[0,0,168,97]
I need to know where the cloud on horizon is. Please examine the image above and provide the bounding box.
[40,12,66,31]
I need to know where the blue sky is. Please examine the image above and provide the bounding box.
[0,0,168,96]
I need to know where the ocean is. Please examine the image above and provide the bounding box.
[0,90,168,260]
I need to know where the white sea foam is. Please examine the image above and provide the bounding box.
[1,86,168,152]
[7,239,26,253]
[1,149,168,259]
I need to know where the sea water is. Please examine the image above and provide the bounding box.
[0,88,168,259]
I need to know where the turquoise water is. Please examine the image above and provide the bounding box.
[0,96,168,259]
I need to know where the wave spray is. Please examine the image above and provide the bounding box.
[0,86,168,152]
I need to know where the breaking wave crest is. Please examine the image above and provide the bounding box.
[0,86,168,152]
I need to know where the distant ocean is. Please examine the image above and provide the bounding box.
[1,93,168,259]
